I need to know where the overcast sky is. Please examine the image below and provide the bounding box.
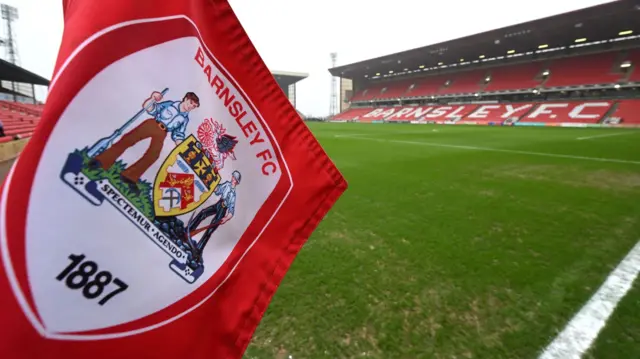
[5,0,614,116]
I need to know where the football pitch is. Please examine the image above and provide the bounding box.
[1,124,639,358]
[244,123,640,359]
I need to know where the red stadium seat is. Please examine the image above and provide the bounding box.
[348,91,367,102]
[439,70,487,95]
[331,100,633,126]
[347,53,629,103]
[350,83,387,102]
[331,107,390,122]
[358,107,395,121]
[625,50,640,83]
[0,101,42,140]
[405,75,449,98]
[0,101,43,116]
[384,105,479,121]
[465,103,537,123]
[485,63,544,92]
[332,107,376,121]
[544,52,622,87]
[344,52,634,104]
[608,100,640,124]
[377,79,416,100]
[521,101,613,123]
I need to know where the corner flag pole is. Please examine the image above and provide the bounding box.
[87,88,169,157]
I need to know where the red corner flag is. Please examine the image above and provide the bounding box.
[0,1,346,358]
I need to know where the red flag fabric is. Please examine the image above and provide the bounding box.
[0,1,346,358]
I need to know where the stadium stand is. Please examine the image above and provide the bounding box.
[0,100,43,140]
[329,1,640,127]
[0,58,48,145]
[344,51,633,101]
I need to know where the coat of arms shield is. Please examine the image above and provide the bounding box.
[153,135,219,217]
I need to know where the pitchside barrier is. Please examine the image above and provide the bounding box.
[329,121,640,128]
[0,138,29,162]
[335,101,640,127]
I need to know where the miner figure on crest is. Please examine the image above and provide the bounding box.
[90,90,200,192]
[187,170,241,257]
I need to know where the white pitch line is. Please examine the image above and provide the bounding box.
[576,132,635,141]
[335,135,640,165]
[539,240,640,359]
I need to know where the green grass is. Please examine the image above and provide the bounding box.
[76,149,154,218]
[244,124,640,359]
[587,281,640,359]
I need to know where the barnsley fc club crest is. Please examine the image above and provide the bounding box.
[2,31,288,339]
[59,87,238,284]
